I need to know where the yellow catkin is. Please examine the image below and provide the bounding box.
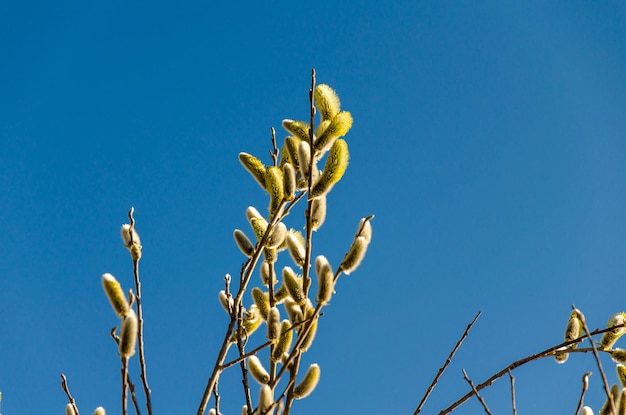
[267,307,281,343]
[265,166,284,214]
[314,84,341,120]
[282,163,296,201]
[602,313,626,350]
[119,309,138,359]
[310,139,349,199]
[339,236,368,275]
[600,384,621,415]
[283,136,302,171]
[315,258,334,305]
[102,273,130,317]
[314,111,353,154]
[282,119,310,142]
[293,364,321,399]
[248,355,270,385]
[239,152,267,190]
[250,217,269,241]
[299,307,318,352]
[272,320,293,362]
[618,364,626,388]
[232,305,263,342]
[251,288,270,321]
[283,267,306,306]
[283,297,304,324]
[233,229,255,257]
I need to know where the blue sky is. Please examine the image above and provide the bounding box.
[1,1,626,414]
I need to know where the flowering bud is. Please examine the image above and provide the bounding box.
[248,355,270,385]
[239,152,267,190]
[283,163,296,201]
[264,247,277,264]
[314,111,353,155]
[272,320,293,362]
[233,229,255,257]
[102,273,130,317]
[357,217,373,244]
[284,297,304,324]
[246,206,263,222]
[310,195,327,231]
[121,224,141,247]
[258,384,274,415]
[282,119,310,142]
[265,166,284,214]
[232,305,263,342]
[315,257,334,305]
[339,236,368,275]
[315,84,341,121]
[267,307,281,343]
[297,141,312,179]
[286,231,306,267]
[119,309,138,359]
[310,139,349,199]
[93,407,106,415]
[284,136,302,171]
[218,290,233,314]
[565,309,583,342]
[249,217,269,241]
[601,313,626,350]
[66,404,77,415]
[267,222,287,249]
[293,364,321,399]
[252,288,270,320]
[283,267,306,306]
[274,283,290,303]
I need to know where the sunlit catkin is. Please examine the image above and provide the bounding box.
[260,261,278,286]
[284,297,304,324]
[284,136,302,171]
[316,258,334,305]
[339,236,368,275]
[357,217,373,244]
[248,355,270,385]
[252,287,270,320]
[601,313,626,350]
[286,231,306,267]
[565,310,583,342]
[272,320,293,362]
[618,364,626,387]
[267,222,287,249]
[314,111,353,155]
[310,195,327,231]
[93,407,106,415]
[299,307,318,352]
[267,306,281,343]
[265,166,284,214]
[315,84,341,121]
[613,350,626,364]
[293,364,321,399]
[600,384,621,415]
[297,140,312,179]
[102,273,130,317]
[283,266,306,306]
[554,346,569,364]
[581,407,593,415]
[233,229,255,257]
[232,305,263,342]
[121,223,142,261]
[218,290,233,314]
[119,309,138,359]
[258,384,274,415]
[282,119,310,142]
[66,404,77,415]
[310,139,349,199]
[283,162,296,201]
[239,152,267,190]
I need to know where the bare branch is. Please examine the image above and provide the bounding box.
[462,369,492,415]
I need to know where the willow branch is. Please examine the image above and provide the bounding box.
[462,369,492,415]
[60,374,80,415]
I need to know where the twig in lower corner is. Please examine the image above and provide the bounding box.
[462,369,492,415]
[574,372,591,415]
[60,374,80,415]
[414,311,481,415]
[507,369,516,415]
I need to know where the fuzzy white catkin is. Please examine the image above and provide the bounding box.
[66,404,77,415]
[258,384,274,414]
[120,224,141,247]
[93,407,106,415]
[293,364,321,399]
[102,273,130,317]
[581,407,593,415]
[119,309,138,359]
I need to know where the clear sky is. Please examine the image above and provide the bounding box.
[1,1,626,414]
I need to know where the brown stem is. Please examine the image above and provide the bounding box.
[462,369,492,415]
[60,374,80,415]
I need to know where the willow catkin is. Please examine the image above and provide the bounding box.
[265,166,284,214]
[119,309,138,359]
[233,229,255,257]
[339,236,368,275]
[310,195,327,231]
[309,139,349,199]
[66,404,77,415]
[314,111,353,155]
[286,231,306,267]
[93,407,106,415]
[293,364,321,399]
[251,287,270,321]
[282,119,310,142]
[283,266,306,306]
[315,258,334,305]
[267,306,281,343]
[601,313,626,350]
[248,355,270,385]
[239,152,267,190]
[283,162,296,201]
[102,273,130,317]
[272,320,293,362]
[258,384,274,415]
[314,84,341,121]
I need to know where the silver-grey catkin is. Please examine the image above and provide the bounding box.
[284,297,304,324]
[267,222,287,249]
[310,195,327,231]
[315,259,334,305]
[218,290,233,314]
[293,364,321,399]
[286,231,306,267]
[119,309,138,359]
[267,306,281,343]
[283,163,296,201]
[258,384,274,415]
[297,140,312,180]
[339,236,368,275]
[248,355,270,385]
[121,224,141,248]
[233,229,255,257]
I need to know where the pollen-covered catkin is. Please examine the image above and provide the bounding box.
[239,152,267,190]
[284,136,302,171]
[265,166,284,214]
[272,320,293,362]
[601,313,626,350]
[293,364,321,399]
[248,355,270,385]
[314,111,353,155]
[314,84,341,121]
[618,364,626,387]
[252,287,270,320]
[614,350,626,364]
[282,119,310,142]
[119,309,138,359]
[233,229,255,257]
[283,266,306,306]
[102,273,130,317]
[310,139,349,199]
[339,236,368,275]
[299,306,318,352]
[267,222,287,249]
[260,261,278,286]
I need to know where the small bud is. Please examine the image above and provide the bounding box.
[310,139,349,199]
[293,364,321,399]
[286,231,306,267]
[357,217,373,244]
[272,320,293,362]
[315,84,341,121]
[283,163,296,201]
[315,257,334,305]
[283,266,306,306]
[233,229,255,257]
[248,355,270,385]
[121,224,141,247]
[258,384,274,415]
[267,307,281,343]
[208,409,216,415]
[239,152,267,190]
[601,313,626,350]
[282,119,310,142]
[66,404,77,415]
[339,236,368,275]
[314,111,353,155]
[93,407,106,415]
[218,290,233,314]
[251,288,270,320]
[102,273,130,317]
[265,166,284,214]
[119,309,138,359]
[310,195,327,231]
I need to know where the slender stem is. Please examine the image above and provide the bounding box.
[60,374,80,415]
[507,370,516,415]
[574,373,591,415]
[414,311,481,414]
[462,369,492,415]
[121,358,129,415]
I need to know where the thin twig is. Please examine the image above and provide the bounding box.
[462,369,492,415]
[60,374,80,415]
[438,324,623,414]
[574,306,616,415]
[121,358,129,415]
[508,370,516,415]
[414,311,481,414]
[128,208,153,415]
[269,127,279,166]
[574,372,591,415]
[212,380,221,415]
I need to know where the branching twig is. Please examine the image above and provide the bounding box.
[414,311,481,414]
[60,374,80,415]
[574,372,591,415]
[462,369,492,415]
[508,370,516,415]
